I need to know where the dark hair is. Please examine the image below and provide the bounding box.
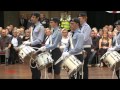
[31,12,40,20]
[70,18,80,26]
[50,17,60,25]
[78,12,87,17]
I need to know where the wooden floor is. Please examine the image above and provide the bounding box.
[0,60,118,79]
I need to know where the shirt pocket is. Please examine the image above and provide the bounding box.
[34,27,40,33]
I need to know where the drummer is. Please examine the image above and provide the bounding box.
[61,18,84,79]
[38,17,62,79]
[23,12,45,79]
[108,20,120,79]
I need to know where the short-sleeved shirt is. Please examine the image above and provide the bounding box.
[0,36,11,49]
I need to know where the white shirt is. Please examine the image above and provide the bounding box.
[59,36,69,51]
[45,36,50,45]
[61,37,69,47]
[11,37,18,47]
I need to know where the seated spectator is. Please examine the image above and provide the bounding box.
[5,28,12,39]
[103,27,109,34]
[10,30,22,64]
[7,25,14,35]
[97,29,103,39]
[19,14,28,29]
[0,29,11,65]
[22,29,30,42]
[99,32,112,66]
[108,25,113,32]
[108,31,113,40]
[88,30,99,66]
[17,29,24,39]
[40,13,49,28]
[59,28,69,52]
[43,28,52,46]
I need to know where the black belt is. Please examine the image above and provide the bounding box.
[32,44,41,48]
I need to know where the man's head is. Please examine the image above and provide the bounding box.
[12,30,18,37]
[114,20,120,32]
[25,29,30,37]
[45,28,51,36]
[1,29,7,37]
[91,30,96,37]
[31,12,40,24]
[78,12,87,25]
[70,18,80,32]
[50,17,60,28]
[40,13,45,19]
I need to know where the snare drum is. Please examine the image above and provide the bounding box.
[19,45,36,60]
[62,55,83,76]
[100,51,120,71]
[35,52,54,70]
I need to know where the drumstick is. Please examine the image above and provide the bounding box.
[32,47,39,50]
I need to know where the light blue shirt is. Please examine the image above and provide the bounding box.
[45,27,62,51]
[31,22,45,46]
[63,28,84,55]
[80,22,92,45]
[114,32,120,50]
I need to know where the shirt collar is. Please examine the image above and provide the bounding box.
[71,28,80,33]
[53,27,60,32]
[81,22,87,27]
[35,21,41,26]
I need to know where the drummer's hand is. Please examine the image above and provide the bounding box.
[23,41,31,46]
[38,46,46,52]
[62,52,70,58]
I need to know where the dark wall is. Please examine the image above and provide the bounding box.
[4,11,19,27]
[0,11,19,28]
[87,11,120,29]
[0,11,4,27]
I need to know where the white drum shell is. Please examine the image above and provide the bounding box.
[100,51,120,71]
[36,52,54,70]
[19,45,35,60]
[62,55,82,76]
